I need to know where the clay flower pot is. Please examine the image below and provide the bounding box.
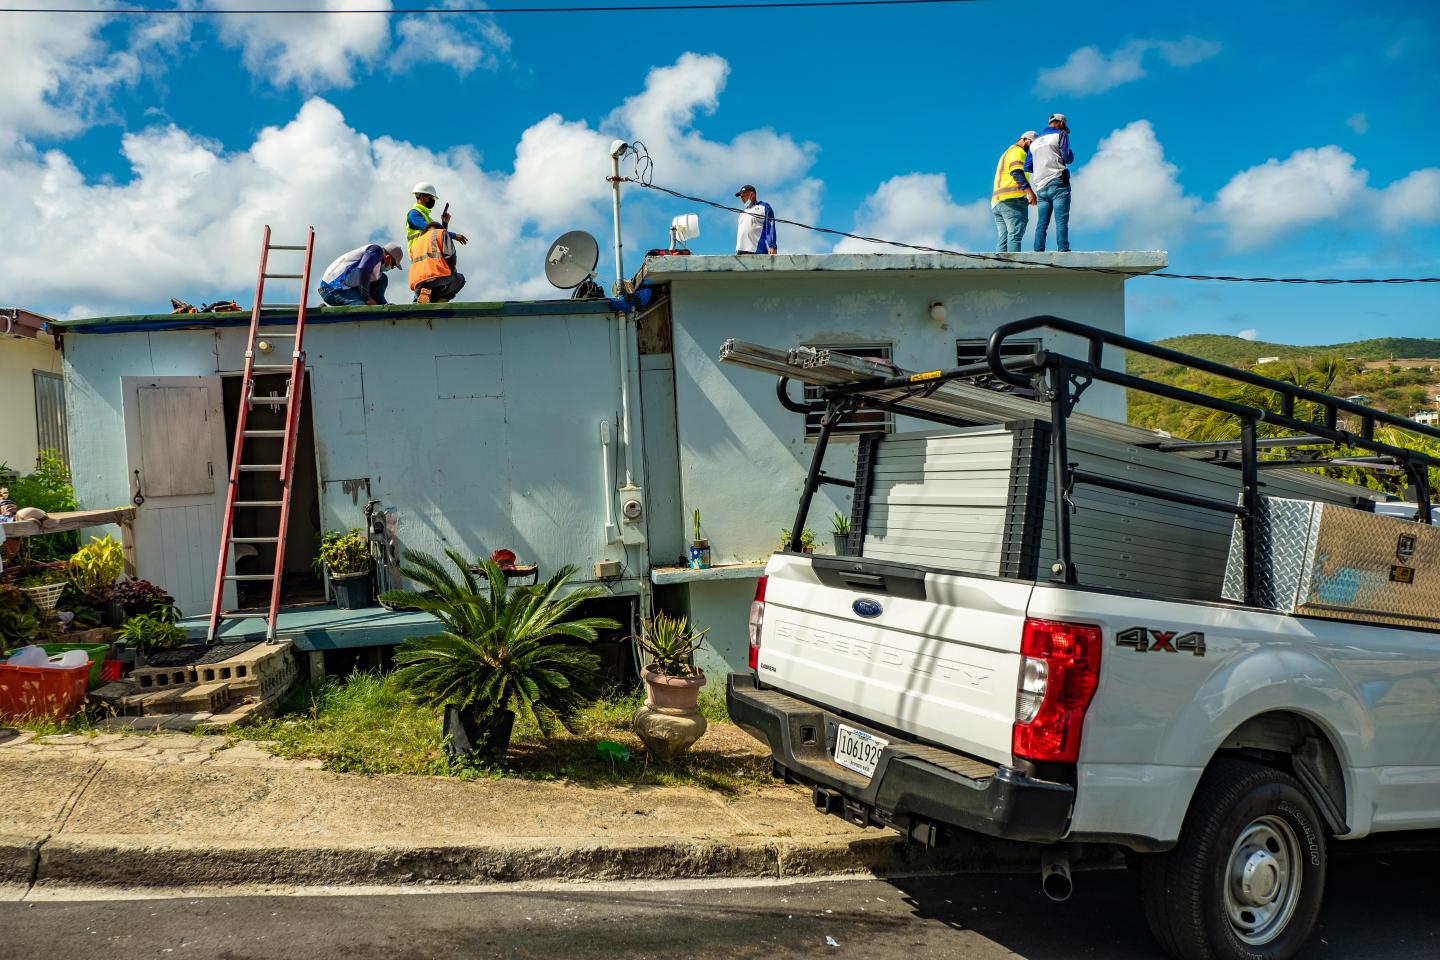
[633,665,708,760]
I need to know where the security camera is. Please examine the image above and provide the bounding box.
[610,140,630,159]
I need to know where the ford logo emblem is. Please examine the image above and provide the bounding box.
[852,597,883,618]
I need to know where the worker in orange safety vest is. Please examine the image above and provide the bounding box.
[407,181,468,303]
[408,223,466,303]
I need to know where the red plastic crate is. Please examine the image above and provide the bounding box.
[0,662,90,721]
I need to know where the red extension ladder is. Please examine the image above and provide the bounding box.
[206,225,316,643]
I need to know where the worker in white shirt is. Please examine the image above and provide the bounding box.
[735,185,778,255]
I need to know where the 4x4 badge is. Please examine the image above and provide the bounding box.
[1117,626,1206,656]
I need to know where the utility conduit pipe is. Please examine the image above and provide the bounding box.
[600,419,619,544]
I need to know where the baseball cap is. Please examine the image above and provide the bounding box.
[735,184,756,197]
[1021,130,1037,141]
[1048,113,1067,125]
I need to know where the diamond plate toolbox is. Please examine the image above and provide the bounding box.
[1224,496,1440,630]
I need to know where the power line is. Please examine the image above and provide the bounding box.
[629,179,1440,285]
[0,0,984,14]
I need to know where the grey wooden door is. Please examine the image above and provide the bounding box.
[122,376,235,616]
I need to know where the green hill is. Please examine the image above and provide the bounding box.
[1126,335,1440,435]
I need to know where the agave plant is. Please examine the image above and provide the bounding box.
[382,551,618,738]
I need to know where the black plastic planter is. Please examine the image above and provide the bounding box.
[330,571,374,610]
[443,706,516,767]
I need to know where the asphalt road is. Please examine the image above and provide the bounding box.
[3,852,1436,960]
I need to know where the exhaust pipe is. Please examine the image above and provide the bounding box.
[1040,845,1073,902]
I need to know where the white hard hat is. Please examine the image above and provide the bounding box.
[412,181,438,197]
[382,242,404,266]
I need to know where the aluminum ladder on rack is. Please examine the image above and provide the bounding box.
[206,225,316,643]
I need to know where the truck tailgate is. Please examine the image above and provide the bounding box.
[755,553,1032,766]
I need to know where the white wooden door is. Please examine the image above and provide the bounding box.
[122,376,235,616]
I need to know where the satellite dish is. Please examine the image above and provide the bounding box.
[670,213,700,247]
[544,230,600,290]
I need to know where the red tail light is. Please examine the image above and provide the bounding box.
[1012,618,1102,764]
[747,575,768,671]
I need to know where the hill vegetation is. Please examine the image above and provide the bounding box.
[1126,334,1440,436]
[1124,334,1440,502]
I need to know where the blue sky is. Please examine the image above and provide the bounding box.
[2,0,1437,344]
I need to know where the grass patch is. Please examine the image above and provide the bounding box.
[4,712,98,736]
[235,672,768,791]
[239,672,452,776]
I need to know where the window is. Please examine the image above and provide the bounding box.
[32,370,68,467]
[803,343,894,439]
[955,337,1042,400]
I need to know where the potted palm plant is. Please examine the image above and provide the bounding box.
[831,512,858,556]
[382,551,618,767]
[632,612,709,760]
[317,528,374,610]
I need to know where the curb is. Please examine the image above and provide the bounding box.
[0,833,42,887]
[9,831,1040,890]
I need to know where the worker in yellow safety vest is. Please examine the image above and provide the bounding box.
[406,181,468,303]
[991,131,1037,253]
[406,181,470,245]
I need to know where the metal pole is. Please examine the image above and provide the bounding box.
[1239,417,1260,605]
[1049,364,1075,584]
[791,402,844,551]
[607,142,636,488]
[609,145,626,295]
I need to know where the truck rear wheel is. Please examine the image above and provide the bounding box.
[1138,759,1326,960]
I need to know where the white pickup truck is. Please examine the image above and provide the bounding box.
[726,318,1440,960]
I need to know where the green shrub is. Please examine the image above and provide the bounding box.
[117,613,186,652]
[384,552,618,735]
[2,451,77,562]
[69,535,124,595]
[317,528,372,575]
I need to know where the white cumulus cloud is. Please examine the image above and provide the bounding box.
[1034,36,1221,97]
[1071,119,1198,248]
[394,2,511,75]
[0,10,189,143]
[833,173,990,254]
[207,0,394,90]
[1212,146,1369,249]
[1378,168,1440,230]
[605,53,816,198]
[1237,328,1260,341]
[0,53,826,317]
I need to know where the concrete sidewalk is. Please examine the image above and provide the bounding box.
[0,732,1030,892]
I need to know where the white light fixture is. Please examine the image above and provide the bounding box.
[257,339,273,353]
[928,300,947,324]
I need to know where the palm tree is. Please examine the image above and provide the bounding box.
[382,551,619,755]
[1181,357,1346,442]
[1178,359,1439,502]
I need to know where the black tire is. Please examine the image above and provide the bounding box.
[1138,759,1327,960]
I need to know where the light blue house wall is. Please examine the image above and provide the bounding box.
[60,303,648,609]
[638,252,1166,677]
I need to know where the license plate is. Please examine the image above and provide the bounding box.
[833,724,888,779]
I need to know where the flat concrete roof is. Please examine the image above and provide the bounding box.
[54,298,618,334]
[639,251,1168,280]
